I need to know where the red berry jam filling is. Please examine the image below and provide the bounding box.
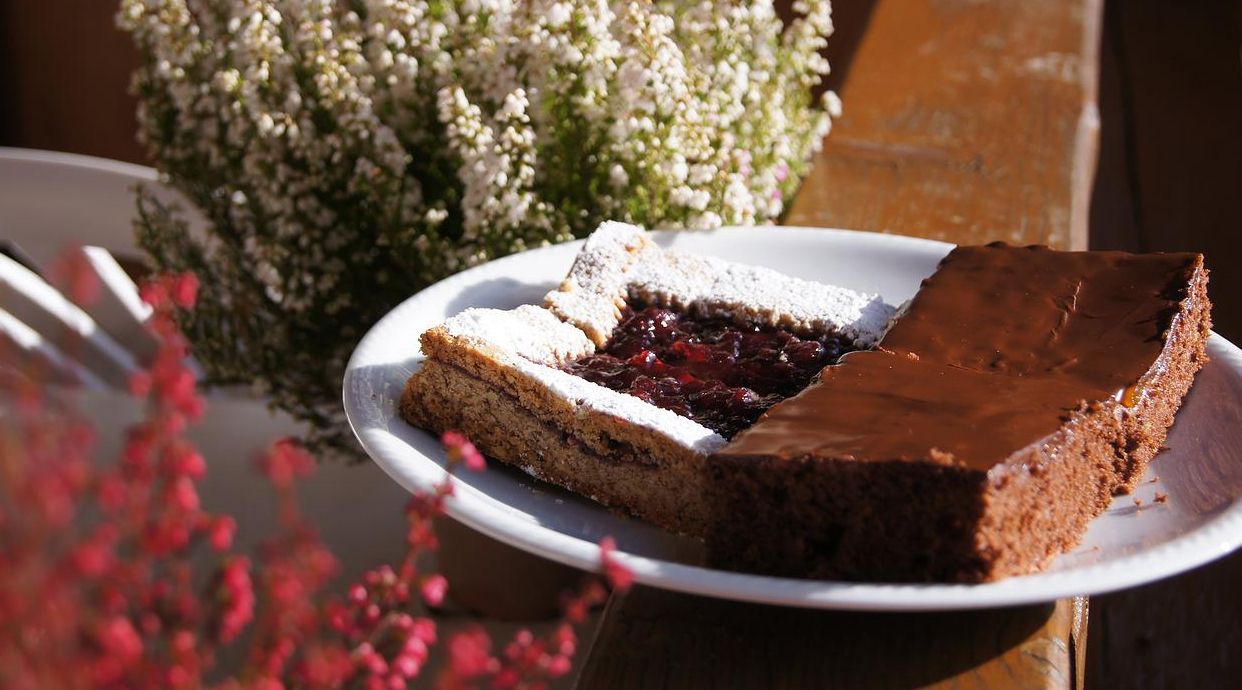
[562,305,857,439]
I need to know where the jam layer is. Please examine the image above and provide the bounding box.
[562,305,855,438]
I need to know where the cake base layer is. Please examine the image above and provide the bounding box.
[402,358,711,537]
[705,381,1136,582]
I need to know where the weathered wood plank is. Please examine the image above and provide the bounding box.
[576,586,1084,690]
[1087,550,1242,690]
[787,0,1102,251]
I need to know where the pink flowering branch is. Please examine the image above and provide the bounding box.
[0,258,633,690]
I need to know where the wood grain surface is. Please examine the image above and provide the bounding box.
[576,586,1087,690]
[786,0,1102,252]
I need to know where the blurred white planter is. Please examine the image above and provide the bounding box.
[0,147,414,586]
[0,148,580,622]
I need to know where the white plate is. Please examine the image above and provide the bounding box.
[343,226,1242,611]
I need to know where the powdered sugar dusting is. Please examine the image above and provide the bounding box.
[440,305,594,365]
[689,261,895,346]
[547,223,897,347]
[544,222,654,345]
[624,250,720,311]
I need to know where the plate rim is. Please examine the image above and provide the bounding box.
[0,146,160,181]
[343,226,1242,611]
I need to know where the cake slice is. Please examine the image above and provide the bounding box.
[401,223,896,536]
[708,244,1211,582]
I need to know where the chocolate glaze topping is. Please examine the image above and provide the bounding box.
[720,244,1205,471]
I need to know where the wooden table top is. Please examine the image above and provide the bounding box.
[578,589,1088,690]
[791,0,1102,252]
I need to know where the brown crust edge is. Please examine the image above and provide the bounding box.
[416,325,713,465]
[401,357,711,536]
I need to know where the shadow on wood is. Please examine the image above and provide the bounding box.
[577,586,1079,690]
[1089,0,1242,340]
[818,0,882,96]
[1087,3,1242,686]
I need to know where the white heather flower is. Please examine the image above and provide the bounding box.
[669,185,694,208]
[609,164,629,190]
[688,164,715,186]
[668,157,689,184]
[689,211,723,230]
[825,90,843,118]
[546,3,572,28]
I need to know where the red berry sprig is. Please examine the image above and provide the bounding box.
[0,257,633,690]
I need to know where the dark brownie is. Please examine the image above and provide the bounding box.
[707,244,1211,583]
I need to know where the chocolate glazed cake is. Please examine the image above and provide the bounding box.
[709,244,1212,582]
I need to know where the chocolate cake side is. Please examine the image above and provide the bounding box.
[707,245,1211,583]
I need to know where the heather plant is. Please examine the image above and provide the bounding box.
[118,0,834,449]
[0,264,631,689]
[118,0,839,449]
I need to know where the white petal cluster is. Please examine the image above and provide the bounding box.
[118,0,838,446]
